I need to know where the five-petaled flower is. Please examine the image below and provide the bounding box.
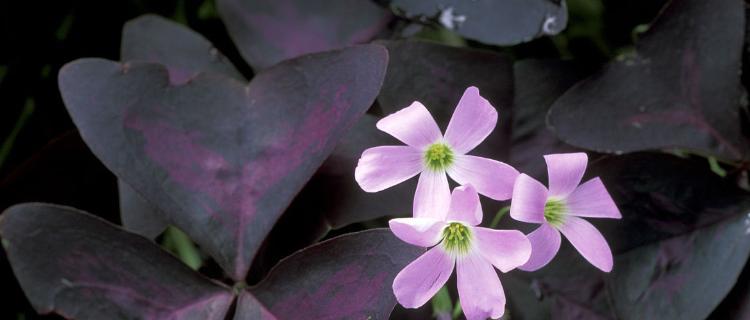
[390,185,531,320]
[509,152,621,272]
[355,86,519,218]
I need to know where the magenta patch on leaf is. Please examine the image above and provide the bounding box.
[270,264,388,318]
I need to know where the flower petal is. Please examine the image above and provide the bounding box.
[376,101,442,148]
[545,152,588,197]
[566,177,621,219]
[392,246,454,309]
[475,228,531,273]
[509,174,548,224]
[446,185,482,225]
[456,252,506,320]
[558,216,614,272]
[354,146,424,192]
[414,170,451,219]
[447,155,519,200]
[389,218,446,247]
[519,224,561,272]
[444,86,498,154]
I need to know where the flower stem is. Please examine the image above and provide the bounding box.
[162,226,202,270]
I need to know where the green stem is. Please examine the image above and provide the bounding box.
[707,157,727,177]
[431,286,453,318]
[162,226,202,270]
[0,98,35,170]
[489,206,510,228]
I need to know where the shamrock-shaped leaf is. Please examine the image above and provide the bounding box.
[216,0,393,70]
[548,0,748,161]
[59,45,388,280]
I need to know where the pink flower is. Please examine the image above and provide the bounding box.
[509,153,621,272]
[390,185,531,320]
[355,86,519,218]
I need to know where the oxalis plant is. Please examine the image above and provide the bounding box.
[3,0,750,319]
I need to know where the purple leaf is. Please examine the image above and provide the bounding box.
[710,263,750,319]
[121,14,244,83]
[548,0,748,161]
[510,59,589,180]
[234,292,276,320]
[390,0,567,46]
[505,153,750,319]
[58,45,388,280]
[118,179,168,238]
[589,154,749,253]
[216,0,393,70]
[251,229,423,319]
[118,14,244,239]
[607,210,750,319]
[0,203,234,319]
[251,114,415,279]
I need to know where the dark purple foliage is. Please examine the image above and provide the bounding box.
[121,14,245,83]
[0,203,235,320]
[217,0,393,70]
[118,180,168,239]
[548,0,748,161]
[252,229,422,319]
[505,154,750,319]
[0,204,421,319]
[509,59,589,180]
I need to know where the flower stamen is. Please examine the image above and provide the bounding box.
[544,199,567,227]
[424,143,454,171]
[442,222,471,255]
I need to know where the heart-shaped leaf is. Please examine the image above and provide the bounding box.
[58,45,388,280]
[390,0,568,46]
[122,14,245,84]
[505,153,750,319]
[250,229,423,319]
[216,0,393,70]
[548,0,748,161]
[0,203,234,319]
[118,14,245,239]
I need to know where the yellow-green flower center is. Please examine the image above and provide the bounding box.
[442,222,471,255]
[424,143,454,171]
[544,198,567,227]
